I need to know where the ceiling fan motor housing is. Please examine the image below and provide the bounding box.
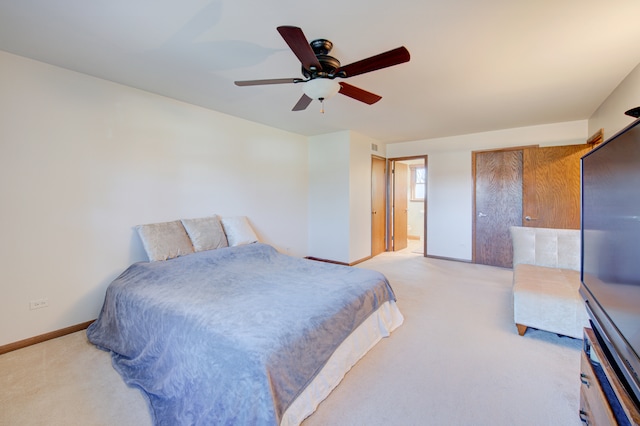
[310,38,333,55]
[303,39,341,78]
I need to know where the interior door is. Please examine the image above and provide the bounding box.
[371,156,386,256]
[474,150,523,267]
[393,162,408,251]
[523,144,592,229]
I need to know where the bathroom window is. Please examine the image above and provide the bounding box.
[410,165,425,201]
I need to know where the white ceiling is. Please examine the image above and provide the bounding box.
[1,0,640,143]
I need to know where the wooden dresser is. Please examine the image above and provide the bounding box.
[580,328,640,425]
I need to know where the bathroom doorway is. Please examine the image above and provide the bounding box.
[389,156,427,254]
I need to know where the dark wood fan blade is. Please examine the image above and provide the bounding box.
[292,94,313,111]
[277,26,322,71]
[338,82,382,105]
[235,78,300,86]
[336,46,410,78]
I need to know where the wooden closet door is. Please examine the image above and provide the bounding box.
[474,150,523,268]
[371,156,386,256]
[523,144,592,229]
[473,144,592,267]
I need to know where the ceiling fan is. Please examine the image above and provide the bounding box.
[234,26,410,112]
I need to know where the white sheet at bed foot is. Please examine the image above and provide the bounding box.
[281,300,404,426]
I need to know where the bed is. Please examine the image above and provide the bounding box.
[87,233,403,425]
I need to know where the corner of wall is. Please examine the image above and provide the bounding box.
[589,61,640,140]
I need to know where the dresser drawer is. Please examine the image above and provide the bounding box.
[580,350,617,425]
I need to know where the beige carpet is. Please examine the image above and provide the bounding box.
[0,250,582,426]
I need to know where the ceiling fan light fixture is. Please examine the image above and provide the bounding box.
[235,26,409,111]
[302,78,340,101]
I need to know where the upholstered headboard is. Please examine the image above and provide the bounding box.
[510,226,581,271]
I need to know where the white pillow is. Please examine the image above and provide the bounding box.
[221,216,258,246]
[136,220,194,261]
[181,215,228,252]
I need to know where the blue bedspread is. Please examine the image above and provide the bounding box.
[87,243,397,425]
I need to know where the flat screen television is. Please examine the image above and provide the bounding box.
[581,117,640,407]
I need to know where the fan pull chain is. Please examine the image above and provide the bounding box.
[319,98,325,114]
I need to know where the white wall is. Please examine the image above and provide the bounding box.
[426,151,471,258]
[0,51,309,346]
[589,61,640,140]
[308,131,379,264]
[349,132,377,262]
[387,121,588,260]
[308,132,351,262]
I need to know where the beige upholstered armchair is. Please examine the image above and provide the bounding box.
[510,226,590,339]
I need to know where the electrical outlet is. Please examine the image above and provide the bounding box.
[29,298,49,310]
